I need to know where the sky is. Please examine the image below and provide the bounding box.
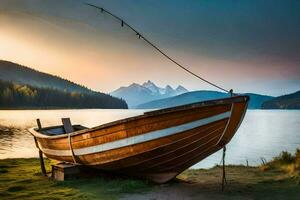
[0,0,299,96]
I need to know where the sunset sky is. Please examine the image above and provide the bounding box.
[0,0,299,96]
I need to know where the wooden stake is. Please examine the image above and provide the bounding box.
[222,146,227,191]
[36,118,42,130]
[35,119,47,176]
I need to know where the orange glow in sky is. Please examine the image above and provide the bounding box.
[0,1,299,96]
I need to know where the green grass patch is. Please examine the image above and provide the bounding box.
[1,150,300,200]
[0,158,151,200]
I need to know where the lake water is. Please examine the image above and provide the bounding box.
[0,109,299,169]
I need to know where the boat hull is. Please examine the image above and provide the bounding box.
[29,96,249,183]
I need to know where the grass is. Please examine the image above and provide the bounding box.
[0,150,300,200]
[178,164,300,200]
[177,149,300,200]
[0,158,151,200]
[260,149,300,175]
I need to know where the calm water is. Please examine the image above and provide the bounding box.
[0,109,299,169]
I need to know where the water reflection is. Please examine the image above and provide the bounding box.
[0,127,35,158]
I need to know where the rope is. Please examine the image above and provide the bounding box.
[68,133,78,164]
[220,90,233,191]
[85,3,231,93]
[222,146,227,191]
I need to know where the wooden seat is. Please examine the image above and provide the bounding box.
[62,118,74,133]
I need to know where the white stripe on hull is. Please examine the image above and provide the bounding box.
[42,111,231,157]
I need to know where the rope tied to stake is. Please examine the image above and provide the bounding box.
[85,3,232,94]
[221,146,227,191]
[220,90,233,191]
[68,133,78,164]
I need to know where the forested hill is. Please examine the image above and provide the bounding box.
[262,91,300,109]
[0,60,91,93]
[0,80,127,109]
[0,60,127,109]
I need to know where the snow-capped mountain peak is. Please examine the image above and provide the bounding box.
[142,80,160,94]
[110,81,189,108]
[164,85,175,95]
[175,85,189,94]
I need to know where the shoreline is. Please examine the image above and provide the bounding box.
[0,157,299,200]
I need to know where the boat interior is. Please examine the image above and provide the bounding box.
[38,125,88,136]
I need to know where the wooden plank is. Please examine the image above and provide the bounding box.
[97,120,227,170]
[62,118,74,133]
[42,119,226,165]
[51,163,80,181]
[36,119,42,130]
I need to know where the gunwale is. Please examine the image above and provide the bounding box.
[36,105,231,150]
[29,95,249,140]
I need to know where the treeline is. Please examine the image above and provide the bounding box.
[0,80,128,109]
[262,91,300,109]
[0,60,92,93]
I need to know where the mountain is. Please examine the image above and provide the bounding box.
[262,91,300,109]
[243,93,274,109]
[142,80,160,94]
[136,91,228,109]
[110,80,188,108]
[0,80,127,109]
[175,85,189,94]
[110,83,156,108]
[0,60,127,109]
[136,91,274,109]
[0,60,91,93]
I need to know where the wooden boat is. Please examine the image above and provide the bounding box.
[29,95,249,183]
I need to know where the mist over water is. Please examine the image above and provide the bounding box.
[0,109,299,169]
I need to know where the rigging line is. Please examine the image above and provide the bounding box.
[85,3,230,93]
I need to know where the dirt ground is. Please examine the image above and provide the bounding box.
[121,166,300,200]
